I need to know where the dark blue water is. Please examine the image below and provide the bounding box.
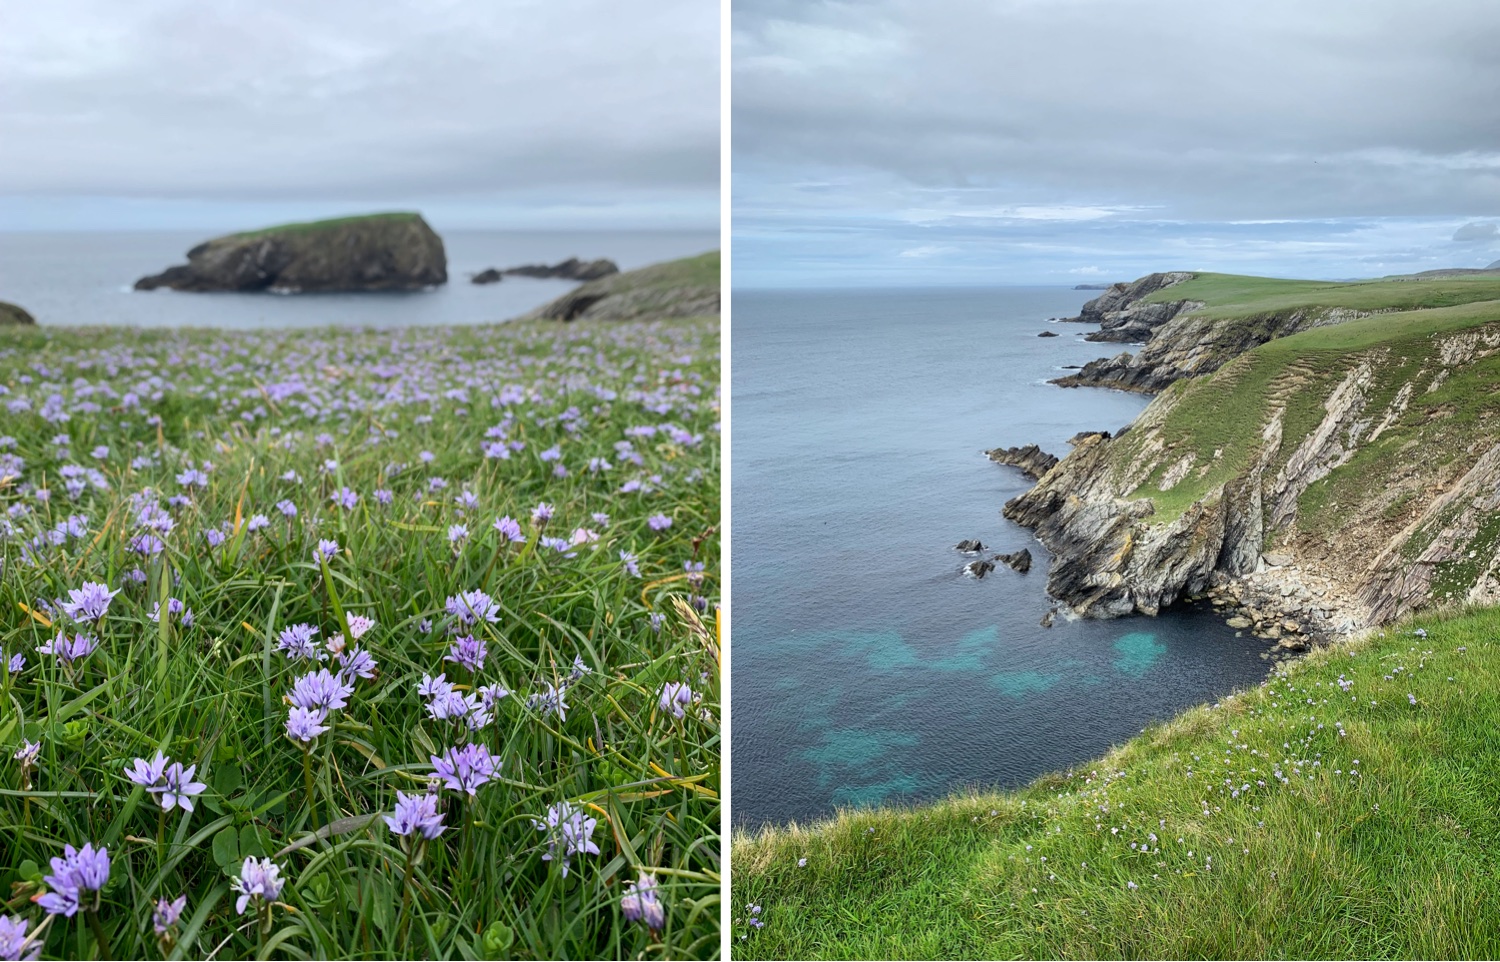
[0,229,717,328]
[730,287,1272,829]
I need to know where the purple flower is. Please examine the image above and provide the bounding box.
[125,751,170,791]
[649,612,665,633]
[570,655,592,681]
[444,635,488,672]
[448,524,470,546]
[38,843,110,917]
[659,682,694,719]
[149,597,193,627]
[647,514,673,532]
[621,873,664,929]
[285,707,329,743]
[531,502,554,524]
[60,582,118,622]
[620,550,641,578]
[204,528,226,548]
[430,743,497,796]
[385,792,447,840]
[275,499,298,518]
[316,538,340,561]
[37,631,98,664]
[332,488,358,510]
[337,646,378,682]
[276,623,324,662]
[373,488,393,505]
[232,857,285,915]
[478,682,510,709]
[160,762,207,813]
[346,614,376,640]
[0,915,40,960]
[153,895,187,935]
[288,669,354,714]
[3,651,22,674]
[247,514,270,532]
[445,589,500,626]
[129,533,165,556]
[527,682,569,721]
[493,516,525,543]
[539,445,562,462]
[534,800,600,877]
[14,741,40,767]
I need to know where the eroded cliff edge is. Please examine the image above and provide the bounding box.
[1005,282,1500,640]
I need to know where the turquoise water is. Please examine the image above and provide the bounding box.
[731,287,1274,829]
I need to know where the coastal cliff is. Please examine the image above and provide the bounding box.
[134,212,447,293]
[1004,280,1500,637]
[521,251,718,322]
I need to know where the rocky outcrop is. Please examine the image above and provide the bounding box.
[997,548,1033,573]
[500,258,618,281]
[1054,300,1390,394]
[954,539,986,553]
[522,252,718,322]
[986,444,1059,480]
[1038,330,1059,337]
[0,301,35,326]
[472,269,503,285]
[134,213,446,293]
[1063,272,1196,341]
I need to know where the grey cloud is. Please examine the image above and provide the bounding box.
[733,0,1500,221]
[1454,222,1499,242]
[2,0,718,214]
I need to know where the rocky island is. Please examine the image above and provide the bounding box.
[1000,269,1500,645]
[470,257,620,284]
[134,212,447,293]
[520,251,719,322]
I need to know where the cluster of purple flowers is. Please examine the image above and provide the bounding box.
[385,791,447,840]
[430,742,498,796]
[621,873,665,929]
[38,843,110,917]
[232,857,285,915]
[37,631,98,665]
[659,681,696,720]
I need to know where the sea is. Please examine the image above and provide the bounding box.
[731,286,1274,830]
[0,229,718,329]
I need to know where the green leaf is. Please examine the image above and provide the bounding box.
[212,825,240,870]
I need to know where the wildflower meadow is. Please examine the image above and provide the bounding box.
[0,316,720,960]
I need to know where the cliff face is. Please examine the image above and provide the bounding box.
[1004,296,1500,635]
[134,213,446,293]
[1067,272,1197,342]
[522,251,719,322]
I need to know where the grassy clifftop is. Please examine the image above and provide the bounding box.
[1138,271,1500,319]
[521,251,720,322]
[732,608,1500,959]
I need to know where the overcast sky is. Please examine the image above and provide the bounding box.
[734,0,1500,286]
[1,0,719,232]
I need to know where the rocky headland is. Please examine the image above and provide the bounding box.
[521,251,718,322]
[0,301,36,326]
[999,271,1500,646]
[134,212,447,293]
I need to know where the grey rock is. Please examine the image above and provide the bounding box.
[996,549,1033,573]
[986,444,1060,481]
[471,268,503,284]
[0,301,36,325]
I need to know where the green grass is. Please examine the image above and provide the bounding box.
[0,317,719,959]
[732,607,1500,959]
[603,253,720,292]
[1139,272,1500,320]
[229,212,425,240]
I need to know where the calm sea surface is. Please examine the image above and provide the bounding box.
[0,229,717,329]
[731,287,1273,829]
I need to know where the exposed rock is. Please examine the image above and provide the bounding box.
[996,549,1033,573]
[954,539,986,553]
[1262,552,1293,567]
[134,213,446,293]
[500,257,619,281]
[521,252,718,322]
[965,559,996,579]
[1066,272,1196,342]
[1038,330,1059,337]
[471,268,503,284]
[1040,609,1056,627]
[1225,616,1252,629]
[1068,430,1111,446]
[0,301,36,326]
[986,444,1060,480]
[1073,283,1113,290]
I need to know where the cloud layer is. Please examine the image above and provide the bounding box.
[3,0,719,229]
[733,0,1500,285]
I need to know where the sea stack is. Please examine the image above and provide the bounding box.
[134,212,447,293]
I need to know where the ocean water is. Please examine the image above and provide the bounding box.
[0,229,717,329]
[731,287,1273,829]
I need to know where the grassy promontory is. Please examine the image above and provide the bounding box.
[732,607,1500,958]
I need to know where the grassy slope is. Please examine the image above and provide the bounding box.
[732,607,1500,959]
[613,252,720,291]
[1138,271,1500,319]
[1110,296,1500,525]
